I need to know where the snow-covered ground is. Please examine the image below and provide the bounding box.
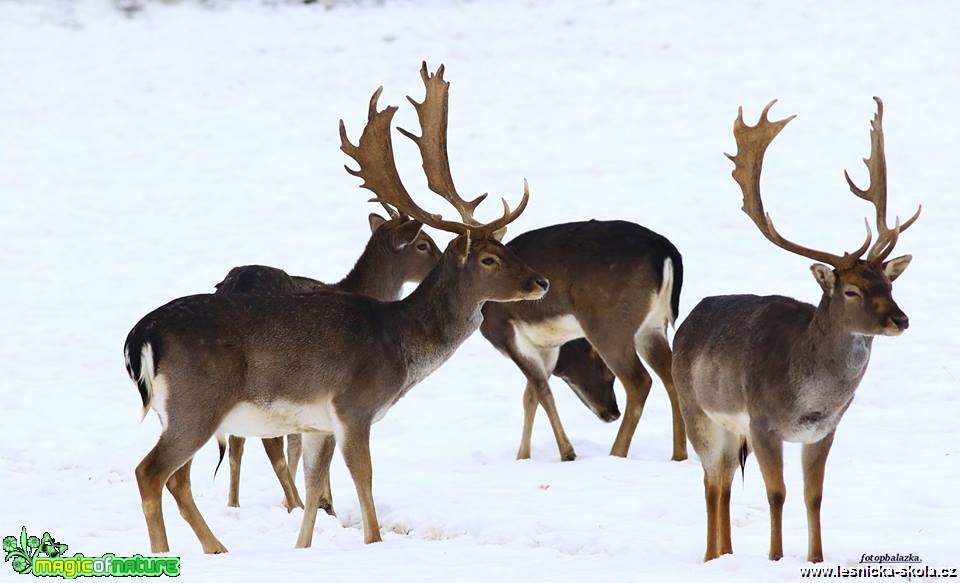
[1,1,958,581]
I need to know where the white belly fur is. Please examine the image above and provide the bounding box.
[218,397,337,438]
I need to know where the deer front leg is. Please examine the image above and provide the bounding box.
[226,435,245,508]
[261,437,303,512]
[517,382,538,460]
[339,421,381,544]
[802,431,835,563]
[750,424,786,561]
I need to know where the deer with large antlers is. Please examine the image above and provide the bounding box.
[214,206,442,514]
[672,98,920,563]
[123,62,548,552]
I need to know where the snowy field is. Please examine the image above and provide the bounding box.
[1,1,958,581]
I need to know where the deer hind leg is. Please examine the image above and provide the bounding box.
[750,423,786,561]
[286,433,302,482]
[137,426,222,553]
[295,433,338,548]
[684,405,739,561]
[802,431,835,563]
[226,435,244,508]
[584,327,653,458]
[261,437,303,512]
[637,332,688,461]
[166,459,228,554]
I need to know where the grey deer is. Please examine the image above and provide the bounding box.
[217,64,620,518]
[480,219,687,462]
[215,208,442,513]
[672,97,920,563]
[123,62,548,552]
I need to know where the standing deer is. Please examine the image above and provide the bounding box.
[480,219,687,462]
[214,209,442,513]
[672,98,920,562]
[123,63,548,552]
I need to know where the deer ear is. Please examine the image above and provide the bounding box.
[810,263,835,296]
[368,213,388,233]
[883,254,912,281]
[449,233,471,265]
[491,227,508,242]
[391,220,423,249]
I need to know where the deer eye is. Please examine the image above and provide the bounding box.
[481,256,497,266]
[416,243,429,251]
[844,290,861,298]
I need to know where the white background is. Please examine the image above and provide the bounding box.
[1,1,957,581]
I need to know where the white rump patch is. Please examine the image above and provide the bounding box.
[634,257,675,353]
[705,410,751,437]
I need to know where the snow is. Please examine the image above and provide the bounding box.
[1,1,958,581]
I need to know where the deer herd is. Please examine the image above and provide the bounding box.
[124,63,920,563]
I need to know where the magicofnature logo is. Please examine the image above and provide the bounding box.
[4,527,180,578]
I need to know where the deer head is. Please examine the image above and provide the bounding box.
[727,98,920,337]
[366,212,442,284]
[340,63,548,303]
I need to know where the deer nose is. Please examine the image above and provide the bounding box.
[532,276,550,292]
[890,313,909,331]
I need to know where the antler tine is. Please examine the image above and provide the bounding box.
[844,97,922,263]
[396,61,488,226]
[339,87,469,236]
[727,100,868,268]
[473,179,530,237]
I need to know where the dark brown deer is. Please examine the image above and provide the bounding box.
[214,210,442,513]
[480,219,687,462]
[672,98,920,563]
[123,63,548,552]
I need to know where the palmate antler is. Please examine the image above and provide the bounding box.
[339,63,528,240]
[843,97,922,263]
[726,100,872,270]
[397,63,487,227]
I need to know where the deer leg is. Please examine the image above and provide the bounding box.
[597,347,653,458]
[750,424,785,561]
[166,459,228,554]
[286,433,302,482]
[295,432,337,548]
[802,430,835,563]
[226,435,244,508]
[261,437,303,512]
[136,427,220,553]
[517,381,538,460]
[508,341,575,461]
[339,421,381,544]
[637,333,688,461]
[316,435,336,516]
[684,404,739,561]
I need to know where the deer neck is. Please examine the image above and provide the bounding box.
[336,245,405,302]
[803,293,873,381]
[390,256,484,386]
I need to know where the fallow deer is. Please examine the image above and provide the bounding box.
[123,63,548,552]
[214,210,442,513]
[672,98,920,562]
[480,220,687,462]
